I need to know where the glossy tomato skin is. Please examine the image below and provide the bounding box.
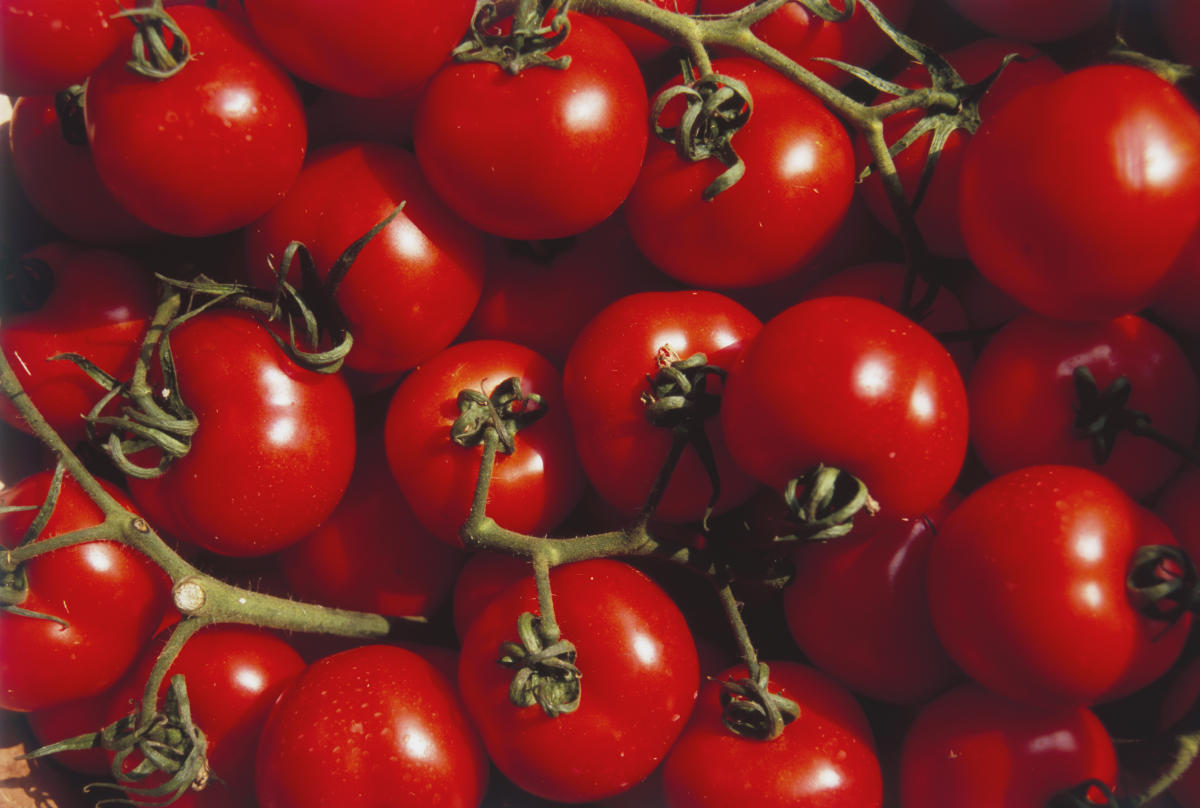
[242,0,473,98]
[563,290,762,522]
[625,58,854,289]
[127,311,356,556]
[662,660,882,808]
[785,496,962,704]
[246,142,486,374]
[384,340,585,547]
[257,644,489,808]
[0,0,125,95]
[28,687,120,776]
[104,626,305,808]
[0,472,169,712]
[899,683,1118,808]
[926,465,1190,706]
[596,0,699,62]
[959,65,1200,322]
[968,314,1199,500]
[459,560,699,803]
[414,13,649,240]
[721,296,968,517]
[85,7,307,236]
[451,550,532,640]
[0,243,155,446]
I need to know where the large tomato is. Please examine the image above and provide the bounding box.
[943,0,1110,41]
[625,58,854,288]
[0,472,169,712]
[414,13,649,240]
[458,559,699,803]
[958,65,1200,321]
[0,0,125,95]
[563,290,762,523]
[720,296,967,517]
[127,310,356,557]
[84,6,307,236]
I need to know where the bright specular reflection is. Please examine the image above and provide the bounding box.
[216,87,254,119]
[261,366,296,407]
[403,727,435,761]
[1029,729,1078,754]
[854,358,891,398]
[783,142,816,175]
[1073,531,1104,563]
[268,417,297,445]
[814,765,843,789]
[564,89,609,130]
[83,544,114,573]
[234,668,265,692]
[632,633,659,666]
[1142,137,1181,186]
[909,386,934,420]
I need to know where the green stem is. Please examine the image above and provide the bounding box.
[138,618,207,725]
[716,582,760,680]
[532,554,560,642]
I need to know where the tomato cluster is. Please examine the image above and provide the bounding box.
[2,0,1200,807]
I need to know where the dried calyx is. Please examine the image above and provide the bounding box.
[453,0,573,74]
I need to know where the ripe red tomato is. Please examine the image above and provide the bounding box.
[958,65,1200,321]
[384,340,585,547]
[84,6,307,236]
[563,290,762,522]
[257,644,489,808]
[899,683,1118,808]
[662,660,882,808]
[1150,223,1200,334]
[28,689,116,776]
[926,465,1191,705]
[104,625,305,808]
[414,13,649,240]
[0,472,169,712]
[1156,465,1200,562]
[242,0,472,98]
[0,0,125,95]
[625,58,854,288]
[0,243,155,446]
[595,0,699,62]
[458,559,699,803]
[721,296,968,517]
[943,0,1110,41]
[968,313,1199,500]
[245,142,486,374]
[127,311,356,557]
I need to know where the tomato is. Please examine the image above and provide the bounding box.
[126,310,356,557]
[242,0,472,98]
[1150,223,1200,334]
[104,625,305,808]
[9,95,158,245]
[968,313,1199,500]
[257,644,489,808]
[943,0,1110,41]
[926,465,1190,706]
[899,683,1118,808]
[721,296,968,517]
[0,472,169,712]
[784,496,962,705]
[458,559,699,803]
[84,6,307,237]
[245,142,486,374]
[452,551,533,640]
[1158,656,1200,806]
[662,660,882,808]
[0,0,125,95]
[595,0,698,62]
[414,13,649,240]
[1156,465,1200,562]
[27,689,114,776]
[0,243,155,446]
[384,340,585,547]
[958,65,1200,321]
[625,58,854,288]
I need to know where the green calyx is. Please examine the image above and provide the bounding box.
[719,662,800,741]
[453,0,573,75]
[498,611,582,717]
[112,1,191,80]
[778,464,876,542]
[452,377,547,455]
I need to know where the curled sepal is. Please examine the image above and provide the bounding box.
[1046,779,1127,808]
[498,611,582,718]
[112,1,191,80]
[1072,366,1145,465]
[54,85,88,146]
[451,376,547,455]
[452,0,572,75]
[777,464,877,542]
[719,663,800,741]
[651,69,753,200]
[1127,544,1200,625]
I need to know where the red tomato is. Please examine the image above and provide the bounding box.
[451,551,533,640]
[414,13,649,240]
[899,684,1118,808]
[0,472,169,712]
[625,58,854,288]
[384,340,585,547]
[721,296,968,517]
[0,243,155,446]
[958,65,1200,321]
[784,496,962,704]
[1156,465,1200,562]
[1159,656,1200,806]
[458,559,699,803]
[926,465,1190,705]
[595,0,699,62]
[1150,223,1200,334]
[257,644,489,808]
[662,661,882,808]
[28,689,114,776]
[85,6,307,236]
[242,0,472,98]
[104,626,305,808]
[968,313,1199,500]
[943,0,1110,41]
[563,290,762,522]
[8,95,158,245]
[127,310,356,557]
[245,142,486,374]
[0,0,125,95]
